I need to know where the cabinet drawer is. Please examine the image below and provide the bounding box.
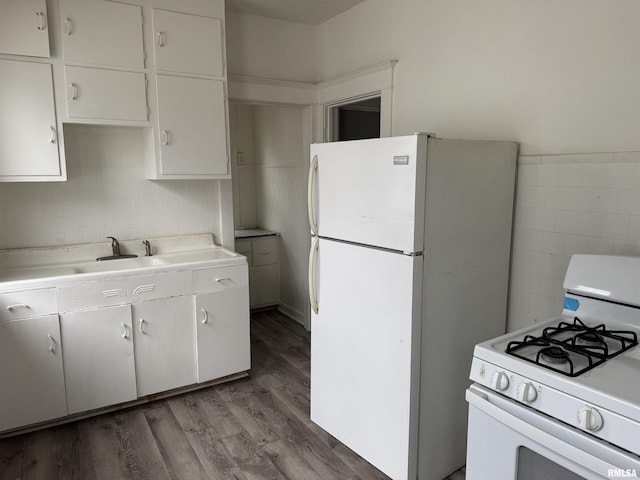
[194,265,248,293]
[252,237,278,266]
[58,271,192,312]
[64,66,147,122]
[235,240,252,265]
[0,288,57,321]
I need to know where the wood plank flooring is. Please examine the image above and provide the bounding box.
[0,310,465,480]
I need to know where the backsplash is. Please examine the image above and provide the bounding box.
[0,125,222,250]
[508,151,640,331]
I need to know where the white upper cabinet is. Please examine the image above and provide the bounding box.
[155,74,228,176]
[64,66,147,122]
[152,9,223,77]
[59,0,144,69]
[0,0,50,57]
[0,59,62,179]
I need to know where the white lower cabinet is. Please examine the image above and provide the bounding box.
[235,236,280,308]
[195,287,250,383]
[60,305,137,415]
[131,296,196,397]
[0,314,66,431]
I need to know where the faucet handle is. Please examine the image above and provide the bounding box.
[143,240,152,256]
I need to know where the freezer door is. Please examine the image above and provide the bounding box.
[309,135,427,253]
[310,238,422,480]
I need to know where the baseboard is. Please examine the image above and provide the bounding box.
[277,302,308,329]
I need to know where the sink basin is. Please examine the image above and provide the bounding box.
[156,248,240,265]
[76,256,168,273]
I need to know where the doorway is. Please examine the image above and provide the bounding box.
[327,96,381,142]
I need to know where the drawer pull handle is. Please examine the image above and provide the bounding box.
[121,322,128,339]
[161,129,170,146]
[49,126,57,144]
[201,309,208,324]
[259,250,270,255]
[7,304,30,312]
[35,11,46,31]
[139,318,146,335]
[70,83,78,100]
[215,277,231,284]
[47,334,55,353]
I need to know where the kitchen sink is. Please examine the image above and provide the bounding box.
[75,256,169,273]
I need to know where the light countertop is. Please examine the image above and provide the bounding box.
[234,228,279,239]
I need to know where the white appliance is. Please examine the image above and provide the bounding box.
[467,254,640,479]
[307,134,518,480]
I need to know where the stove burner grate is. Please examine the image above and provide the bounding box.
[506,317,638,377]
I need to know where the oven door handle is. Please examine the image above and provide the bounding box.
[466,387,620,476]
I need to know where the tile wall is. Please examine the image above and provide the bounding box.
[508,151,640,331]
[0,125,223,250]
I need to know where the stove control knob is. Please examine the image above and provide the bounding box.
[516,382,537,403]
[578,406,603,431]
[491,371,510,391]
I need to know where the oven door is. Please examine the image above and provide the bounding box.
[466,384,640,480]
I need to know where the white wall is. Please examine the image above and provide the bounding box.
[0,125,223,249]
[225,11,317,83]
[230,104,310,325]
[315,0,640,331]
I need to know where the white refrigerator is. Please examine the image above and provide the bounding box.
[308,134,517,480]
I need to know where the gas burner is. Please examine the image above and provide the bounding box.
[539,346,569,365]
[574,331,604,348]
[506,317,639,377]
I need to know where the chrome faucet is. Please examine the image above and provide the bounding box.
[107,236,120,257]
[143,240,152,256]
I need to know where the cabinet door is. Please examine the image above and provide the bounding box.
[156,74,228,176]
[195,287,250,383]
[0,59,61,177]
[152,9,223,76]
[59,0,144,69]
[249,265,280,308]
[0,315,66,432]
[61,305,136,415]
[0,0,50,57]
[64,66,147,122]
[132,296,196,397]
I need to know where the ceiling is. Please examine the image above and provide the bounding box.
[225,0,366,25]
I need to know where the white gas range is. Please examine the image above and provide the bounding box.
[466,255,640,480]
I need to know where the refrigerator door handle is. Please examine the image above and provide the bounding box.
[308,154,319,236]
[309,235,319,314]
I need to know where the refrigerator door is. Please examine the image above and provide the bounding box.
[309,135,427,253]
[309,237,422,480]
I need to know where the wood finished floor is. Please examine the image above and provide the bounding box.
[0,310,465,480]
